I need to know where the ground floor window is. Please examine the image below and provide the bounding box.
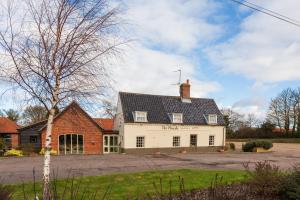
[190,134,197,146]
[136,136,145,148]
[0,134,12,149]
[104,135,119,153]
[29,136,38,143]
[209,135,215,146]
[173,136,180,147]
[59,134,83,155]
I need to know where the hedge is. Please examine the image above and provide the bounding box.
[242,140,273,152]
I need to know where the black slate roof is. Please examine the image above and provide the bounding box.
[119,92,225,126]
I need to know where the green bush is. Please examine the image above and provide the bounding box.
[242,140,273,152]
[0,139,4,156]
[39,148,58,156]
[4,149,23,157]
[279,168,300,200]
[0,138,4,150]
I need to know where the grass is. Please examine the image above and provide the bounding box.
[228,138,300,143]
[9,169,247,200]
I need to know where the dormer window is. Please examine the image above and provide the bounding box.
[172,113,183,123]
[133,111,147,122]
[208,114,217,124]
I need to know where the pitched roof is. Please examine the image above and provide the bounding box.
[119,92,225,126]
[0,117,20,134]
[19,101,103,132]
[94,118,114,131]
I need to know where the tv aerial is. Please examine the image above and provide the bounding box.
[172,69,181,85]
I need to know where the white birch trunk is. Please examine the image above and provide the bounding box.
[42,107,55,200]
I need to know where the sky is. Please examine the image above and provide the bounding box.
[1,0,300,119]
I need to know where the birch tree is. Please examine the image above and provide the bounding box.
[0,0,122,199]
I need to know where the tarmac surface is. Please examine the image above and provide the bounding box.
[1,142,299,183]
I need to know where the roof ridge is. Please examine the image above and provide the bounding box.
[119,91,213,100]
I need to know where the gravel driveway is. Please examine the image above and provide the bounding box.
[1,143,299,183]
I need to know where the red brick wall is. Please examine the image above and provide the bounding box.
[180,79,190,99]
[11,133,19,149]
[41,105,103,155]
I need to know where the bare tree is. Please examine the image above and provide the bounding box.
[22,105,48,125]
[0,0,123,199]
[101,99,117,118]
[267,88,297,134]
[245,113,260,128]
[0,110,4,117]
[220,108,245,131]
[4,109,20,122]
[267,98,283,130]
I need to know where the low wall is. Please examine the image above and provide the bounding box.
[122,146,223,155]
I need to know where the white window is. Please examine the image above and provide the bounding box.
[134,111,147,122]
[209,135,215,146]
[173,136,180,147]
[208,114,217,124]
[172,113,183,123]
[136,136,145,148]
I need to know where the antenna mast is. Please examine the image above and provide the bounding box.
[172,69,181,85]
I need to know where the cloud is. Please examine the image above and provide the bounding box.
[111,43,221,97]
[231,97,267,120]
[108,0,223,99]
[206,0,300,84]
[123,0,222,52]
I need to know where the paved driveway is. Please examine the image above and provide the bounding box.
[1,143,300,183]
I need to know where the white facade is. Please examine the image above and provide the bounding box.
[120,123,225,149]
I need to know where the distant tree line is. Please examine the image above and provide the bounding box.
[0,105,48,126]
[267,88,300,135]
[222,87,300,139]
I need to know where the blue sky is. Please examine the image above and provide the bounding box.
[1,0,300,119]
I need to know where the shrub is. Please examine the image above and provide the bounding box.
[0,184,13,200]
[0,139,4,156]
[20,144,36,156]
[279,167,300,200]
[4,149,23,157]
[242,140,273,152]
[244,161,284,198]
[242,141,255,152]
[0,138,4,150]
[39,148,58,156]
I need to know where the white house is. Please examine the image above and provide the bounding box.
[114,80,226,154]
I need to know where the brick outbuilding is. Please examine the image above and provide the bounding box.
[0,117,20,149]
[19,102,108,155]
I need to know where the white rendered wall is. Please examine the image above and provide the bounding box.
[123,123,225,149]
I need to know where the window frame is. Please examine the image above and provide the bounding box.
[134,111,148,122]
[58,134,84,155]
[136,136,145,148]
[209,135,215,146]
[190,134,197,147]
[172,136,180,147]
[208,114,218,124]
[172,113,183,123]
[29,135,38,143]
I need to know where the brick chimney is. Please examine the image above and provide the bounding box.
[180,79,190,99]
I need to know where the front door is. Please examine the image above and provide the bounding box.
[103,135,119,153]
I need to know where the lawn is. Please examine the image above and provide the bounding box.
[10,169,247,200]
